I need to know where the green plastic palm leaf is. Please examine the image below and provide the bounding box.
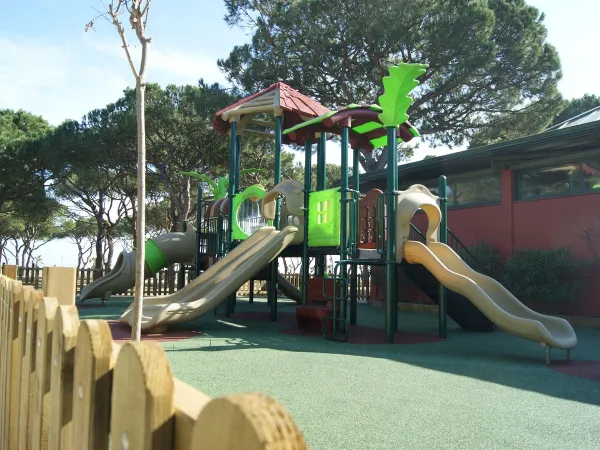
[377,63,428,128]
[176,171,220,198]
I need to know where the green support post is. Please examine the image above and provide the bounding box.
[230,134,243,314]
[302,139,312,306]
[269,115,283,321]
[385,127,398,342]
[225,121,238,318]
[350,147,360,325]
[194,185,203,277]
[438,175,448,338]
[227,121,238,249]
[178,221,188,290]
[315,133,327,277]
[339,126,350,320]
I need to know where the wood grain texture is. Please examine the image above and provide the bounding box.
[32,297,59,450]
[71,320,115,450]
[193,392,308,450]
[10,282,26,450]
[48,305,80,450]
[111,341,174,450]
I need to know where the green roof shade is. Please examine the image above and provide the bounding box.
[283,63,427,152]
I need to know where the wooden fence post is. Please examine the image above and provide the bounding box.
[3,264,18,280]
[31,297,59,450]
[71,320,116,450]
[192,393,308,449]
[19,289,43,450]
[42,267,77,307]
[110,342,174,450]
[10,282,27,450]
[48,305,80,450]
[0,276,12,446]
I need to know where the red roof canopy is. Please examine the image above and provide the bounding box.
[212,82,330,143]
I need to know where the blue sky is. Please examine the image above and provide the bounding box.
[1,0,599,266]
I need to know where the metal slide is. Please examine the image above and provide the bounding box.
[404,240,577,350]
[119,226,298,332]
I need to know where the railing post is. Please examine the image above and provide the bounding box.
[42,267,77,306]
[438,175,448,338]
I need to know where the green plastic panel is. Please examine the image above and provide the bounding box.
[144,239,169,275]
[232,184,272,240]
[308,188,342,247]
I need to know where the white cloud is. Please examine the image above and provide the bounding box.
[0,35,129,124]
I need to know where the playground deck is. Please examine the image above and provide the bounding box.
[79,298,600,450]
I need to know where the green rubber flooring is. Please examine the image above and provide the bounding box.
[78,297,600,449]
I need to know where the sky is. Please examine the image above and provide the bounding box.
[1,0,599,267]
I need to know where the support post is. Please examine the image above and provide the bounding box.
[350,147,360,325]
[384,127,398,342]
[268,115,283,320]
[315,133,327,277]
[339,126,350,320]
[226,120,238,249]
[302,139,312,306]
[195,185,203,278]
[3,264,18,280]
[42,267,76,306]
[178,221,187,290]
[438,175,448,338]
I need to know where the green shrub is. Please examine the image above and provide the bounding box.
[468,242,505,280]
[502,248,586,313]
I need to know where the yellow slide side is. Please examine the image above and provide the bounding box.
[403,241,577,350]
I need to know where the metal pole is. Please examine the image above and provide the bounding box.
[340,126,350,320]
[385,127,398,343]
[195,184,203,278]
[227,121,238,249]
[302,139,312,306]
[316,133,327,277]
[178,221,188,290]
[235,135,242,193]
[269,115,283,320]
[350,147,360,325]
[438,175,448,338]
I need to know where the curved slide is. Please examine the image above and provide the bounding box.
[403,240,577,349]
[80,229,196,301]
[119,226,298,332]
[80,227,301,304]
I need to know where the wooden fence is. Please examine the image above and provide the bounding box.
[0,270,307,449]
[9,264,372,301]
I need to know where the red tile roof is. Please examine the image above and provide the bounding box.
[212,82,330,136]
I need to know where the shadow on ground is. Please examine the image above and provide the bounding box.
[78,296,600,408]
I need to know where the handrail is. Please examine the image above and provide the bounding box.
[409,224,482,272]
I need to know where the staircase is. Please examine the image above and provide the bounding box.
[402,225,495,332]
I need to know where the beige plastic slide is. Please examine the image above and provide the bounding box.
[277,275,302,303]
[120,226,298,332]
[404,240,577,349]
[80,228,196,301]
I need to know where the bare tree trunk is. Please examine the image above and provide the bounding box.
[132,80,147,341]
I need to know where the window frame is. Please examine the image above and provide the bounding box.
[514,158,600,202]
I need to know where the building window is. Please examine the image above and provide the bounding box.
[516,159,600,200]
[422,174,501,207]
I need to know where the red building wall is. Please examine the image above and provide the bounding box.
[398,169,600,316]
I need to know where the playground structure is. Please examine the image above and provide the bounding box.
[83,63,577,360]
[0,270,306,449]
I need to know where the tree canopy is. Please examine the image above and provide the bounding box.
[551,94,600,127]
[220,0,563,155]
